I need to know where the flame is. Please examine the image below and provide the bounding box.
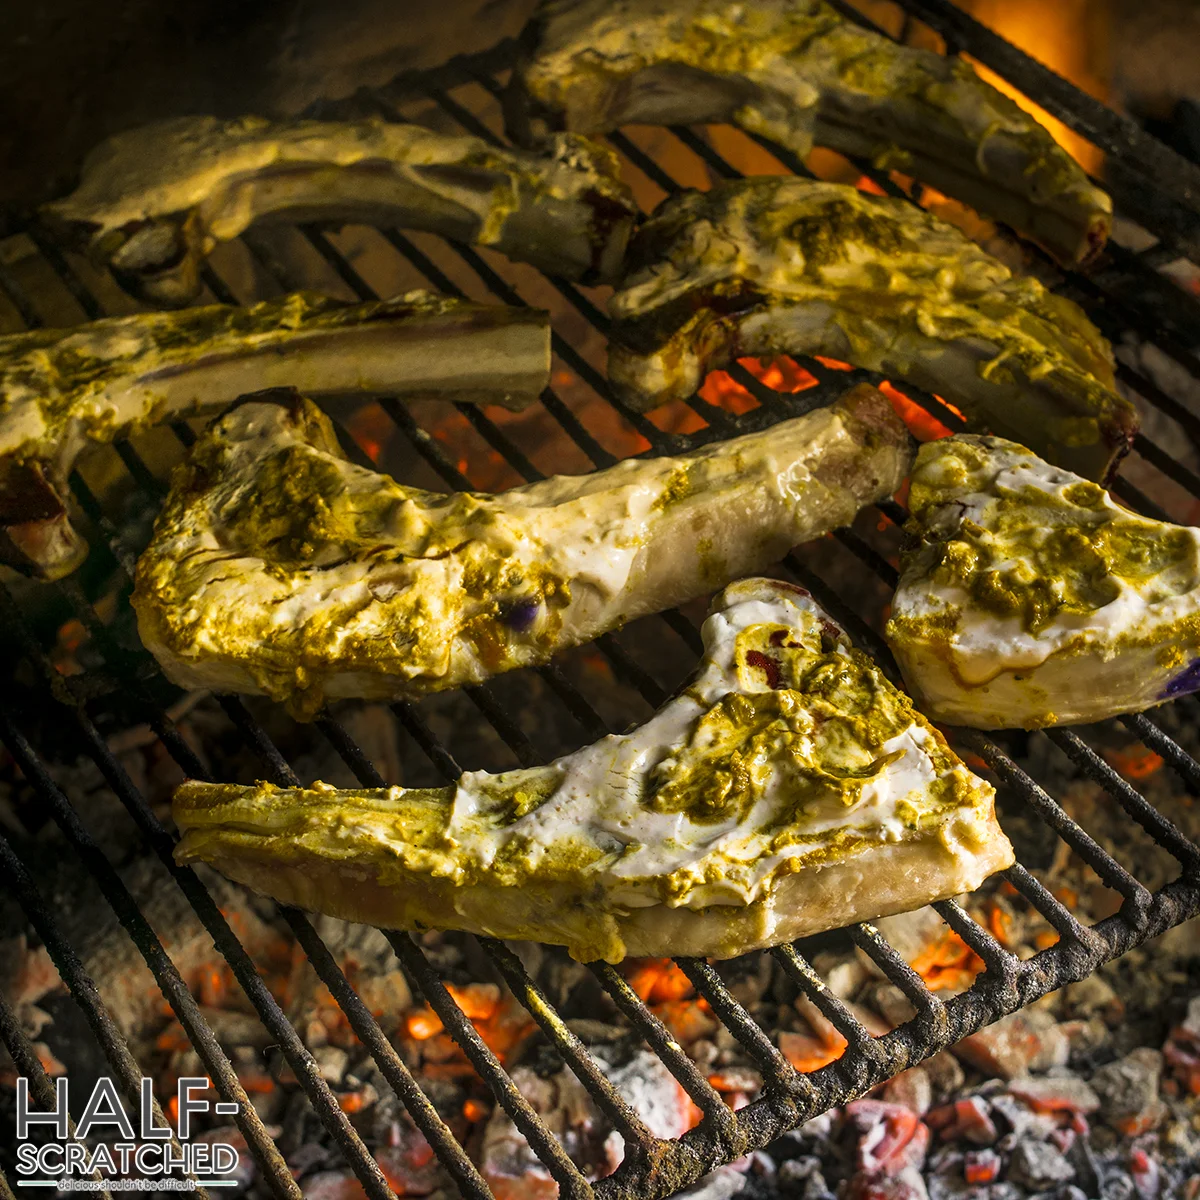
[956,0,1107,175]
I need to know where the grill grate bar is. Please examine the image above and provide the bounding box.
[585,960,745,1136]
[316,715,390,787]
[1047,729,1200,870]
[674,959,808,1097]
[283,918,496,1200]
[0,990,113,1198]
[956,732,1152,916]
[0,705,305,1198]
[848,924,946,1023]
[0,829,210,1199]
[385,932,594,1198]
[770,945,880,1058]
[476,938,656,1148]
[1123,713,1200,801]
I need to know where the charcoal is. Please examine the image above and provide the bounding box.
[1007,1140,1076,1189]
[1090,1049,1166,1134]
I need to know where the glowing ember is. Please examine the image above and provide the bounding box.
[404,983,533,1064]
[698,355,819,412]
[879,381,959,442]
[910,930,985,993]
[778,1027,848,1074]
[1102,744,1165,781]
[624,958,694,1004]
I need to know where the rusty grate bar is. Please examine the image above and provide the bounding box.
[3,23,1200,1200]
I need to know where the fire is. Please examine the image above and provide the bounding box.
[698,355,820,412]
[955,0,1107,175]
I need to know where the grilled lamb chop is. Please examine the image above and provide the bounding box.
[509,0,1111,268]
[608,178,1135,483]
[888,435,1200,729]
[41,116,637,306]
[133,383,912,718]
[173,576,1013,962]
[0,290,550,581]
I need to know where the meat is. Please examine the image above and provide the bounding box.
[508,0,1111,267]
[172,576,1014,963]
[607,178,1135,483]
[887,435,1200,729]
[132,383,912,718]
[40,115,637,306]
[0,290,550,580]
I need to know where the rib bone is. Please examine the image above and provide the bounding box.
[41,116,637,305]
[510,0,1111,266]
[133,383,912,717]
[608,178,1135,483]
[173,576,1013,963]
[0,290,550,580]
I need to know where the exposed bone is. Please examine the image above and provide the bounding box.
[0,289,550,580]
[41,115,637,305]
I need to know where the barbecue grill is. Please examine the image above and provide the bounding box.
[2,2,1200,1197]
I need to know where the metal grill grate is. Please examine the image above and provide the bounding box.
[2,7,1200,1199]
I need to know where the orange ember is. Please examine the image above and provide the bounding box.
[910,930,985,992]
[463,1098,489,1123]
[344,403,394,464]
[699,355,820,412]
[625,959,694,1005]
[1102,744,1164,781]
[404,983,533,1064]
[879,381,959,442]
[778,1028,848,1074]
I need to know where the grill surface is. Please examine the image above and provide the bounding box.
[3,5,1200,1199]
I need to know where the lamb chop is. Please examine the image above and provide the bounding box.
[41,115,637,306]
[173,576,1013,963]
[509,0,1111,268]
[0,290,550,581]
[608,178,1135,483]
[133,383,912,718]
[888,435,1200,729]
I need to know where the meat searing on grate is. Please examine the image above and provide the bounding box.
[133,383,912,717]
[888,434,1200,729]
[173,576,1014,962]
[607,178,1135,483]
[509,0,1111,268]
[41,115,637,305]
[0,290,551,580]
